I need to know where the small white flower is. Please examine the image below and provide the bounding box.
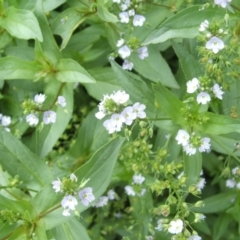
[61,195,78,211]
[137,46,149,60]
[125,185,135,196]
[34,94,46,104]
[116,38,125,47]
[212,84,224,100]
[138,188,146,196]
[184,143,197,156]
[113,0,121,3]
[198,137,211,152]
[57,96,66,107]
[62,208,71,216]
[103,114,125,134]
[168,219,184,234]
[199,20,209,31]
[78,187,95,206]
[128,9,135,16]
[70,173,77,182]
[232,167,239,175]
[94,196,108,207]
[112,90,129,104]
[133,15,146,27]
[43,111,57,124]
[226,179,236,188]
[1,116,11,127]
[122,59,134,71]
[236,182,240,189]
[155,219,164,231]
[206,36,224,54]
[52,178,61,192]
[121,106,137,125]
[133,174,145,185]
[214,0,231,8]
[197,92,211,104]
[196,178,206,191]
[118,45,131,59]
[119,12,129,23]
[26,114,39,126]
[132,102,146,118]
[107,190,116,200]
[186,78,200,93]
[188,235,202,240]
[175,129,190,146]
[95,111,106,120]
[114,212,122,218]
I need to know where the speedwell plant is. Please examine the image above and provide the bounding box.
[0,0,240,239]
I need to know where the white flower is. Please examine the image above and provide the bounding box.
[62,208,71,216]
[120,0,131,10]
[103,114,125,134]
[199,20,209,31]
[78,187,95,206]
[226,179,236,188]
[122,59,134,71]
[186,78,200,93]
[94,196,108,207]
[175,129,190,146]
[206,36,224,54]
[43,111,57,124]
[70,173,77,182]
[57,96,66,107]
[137,46,149,60]
[121,106,137,125]
[132,102,146,118]
[116,38,125,47]
[112,90,129,104]
[236,182,240,189]
[188,235,202,240]
[1,116,11,127]
[52,178,61,192]
[61,195,78,211]
[107,190,116,200]
[95,94,113,120]
[118,45,131,59]
[138,188,146,196]
[119,12,129,23]
[114,212,122,218]
[128,9,135,16]
[125,185,135,196]
[155,219,163,231]
[113,0,121,3]
[133,174,145,185]
[198,137,211,152]
[232,167,239,175]
[184,143,197,156]
[214,0,231,8]
[197,92,211,104]
[168,219,184,234]
[26,114,39,126]
[34,93,46,104]
[196,178,206,191]
[212,84,224,100]
[133,15,146,27]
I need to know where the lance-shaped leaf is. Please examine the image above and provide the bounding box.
[143,5,224,45]
[0,6,42,41]
[0,57,41,80]
[0,128,52,189]
[55,59,96,83]
[97,5,118,23]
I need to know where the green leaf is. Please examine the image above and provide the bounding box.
[213,213,231,240]
[184,151,202,190]
[143,5,225,45]
[0,57,41,80]
[0,6,42,41]
[55,59,96,83]
[0,29,12,49]
[97,5,118,23]
[172,40,201,79]
[43,0,66,12]
[51,8,87,50]
[130,45,179,88]
[191,192,235,213]
[0,128,52,189]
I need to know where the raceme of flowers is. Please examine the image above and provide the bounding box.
[95,90,146,134]
[24,93,67,127]
[186,77,224,104]
[0,114,11,132]
[124,173,146,197]
[175,129,211,156]
[52,173,95,216]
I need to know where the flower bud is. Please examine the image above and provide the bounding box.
[194,201,204,207]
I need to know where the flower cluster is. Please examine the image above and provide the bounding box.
[95,90,146,134]
[175,129,211,156]
[22,94,66,127]
[52,174,95,216]
[92,189,117,208]
[226,167,240,189]
[0,114,11,132]
[125,173,146,197]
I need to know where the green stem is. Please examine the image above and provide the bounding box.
[142,0,172,9]
[230,4,240,12]
[37,204,61,219]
